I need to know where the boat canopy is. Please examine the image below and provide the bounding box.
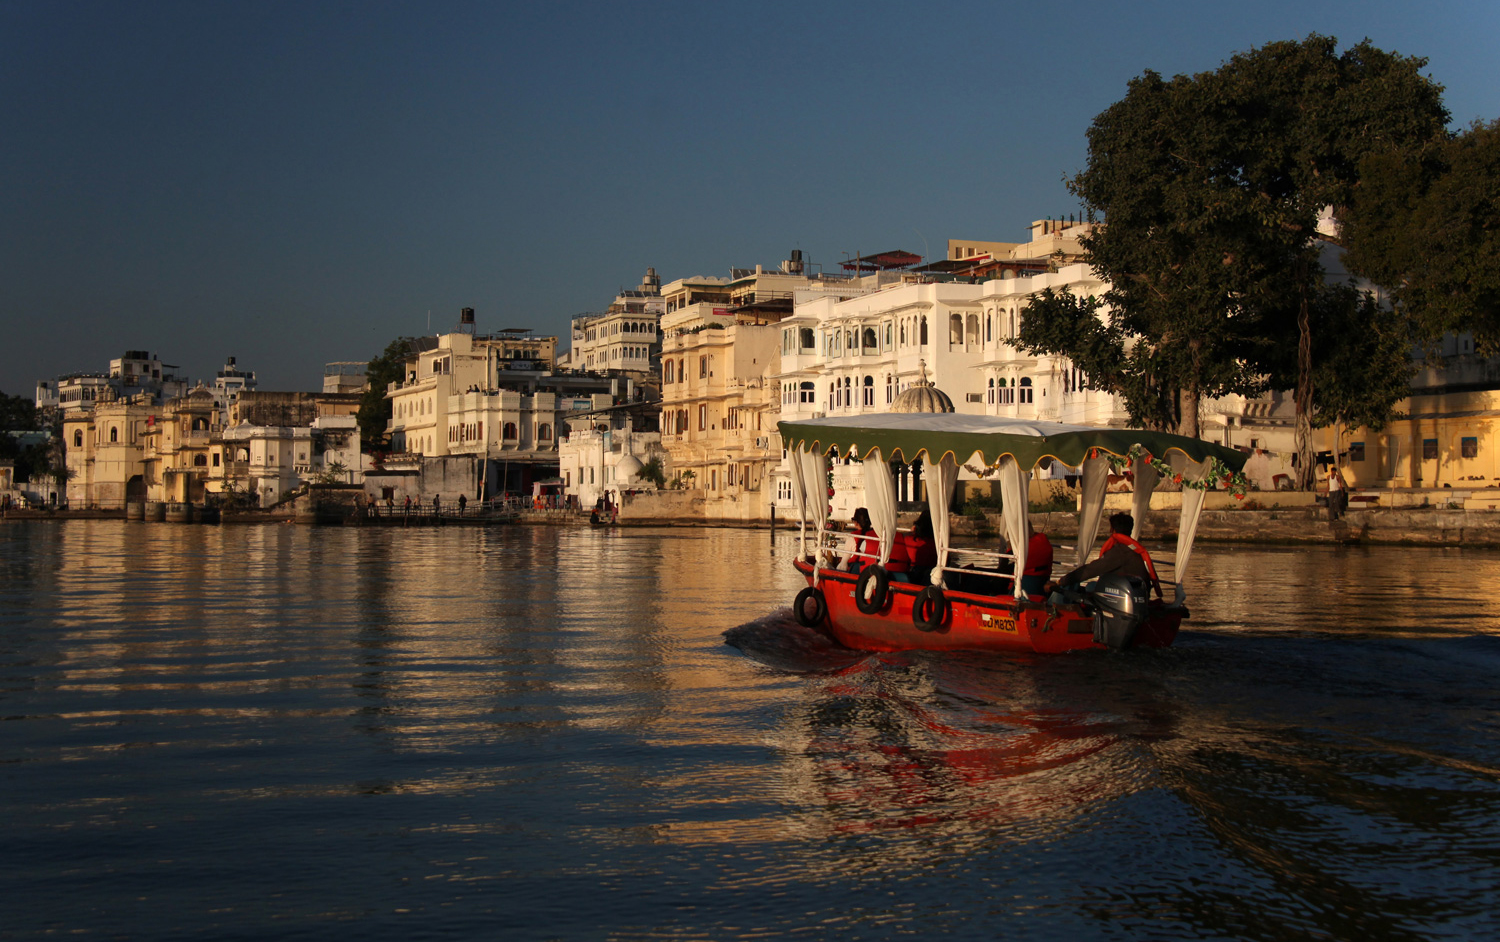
[778,413,1247,472]
[779,413,1248,604]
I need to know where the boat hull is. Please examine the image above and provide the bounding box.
[795,561,1180,654]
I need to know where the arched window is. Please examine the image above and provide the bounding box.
[920,316,928,346]
[1009,310,1017,339]
[73,429,83,447]
[862,327,877,351]
[1020,377,1033,404]
[664,360,673,384]
[886,374,893,404]
[950,313,964,345]
[538,423,553,442]
[193,454,208,467]
[987,378,995,405]
[966,314,980,346]
[110,426,118,443]
[862,375,875,406]
[900,322,907,345]
[503,422,518,440]
[799,327,815,350]
[799,382,815,404]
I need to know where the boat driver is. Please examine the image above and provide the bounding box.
[1048,512,1161,599]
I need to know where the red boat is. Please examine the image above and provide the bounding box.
[778,412,1248,654]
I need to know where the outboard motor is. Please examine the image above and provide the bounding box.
[1087,575,1150,650]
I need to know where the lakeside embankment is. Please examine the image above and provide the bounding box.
[11,501,1500,546]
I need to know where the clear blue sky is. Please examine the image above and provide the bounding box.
[2,0,1496,398]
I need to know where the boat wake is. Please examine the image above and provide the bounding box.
[723,609,870,673]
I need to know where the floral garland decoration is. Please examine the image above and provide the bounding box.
[1104,444,1252,500]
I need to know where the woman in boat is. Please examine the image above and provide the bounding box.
[895,509,937,585]
[844,507,876,574]
[1005,521,1055,598]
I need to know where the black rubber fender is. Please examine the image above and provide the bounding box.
[793,586,827,627]
[912,585,949,632]
[854,564,890,614]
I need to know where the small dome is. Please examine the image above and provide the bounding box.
[615,454,644,482]
[890,360,954,413]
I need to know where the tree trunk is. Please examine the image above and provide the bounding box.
[1177,386,1200,438]
[1294,287,1314,490]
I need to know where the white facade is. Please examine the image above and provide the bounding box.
[558,424,666,509]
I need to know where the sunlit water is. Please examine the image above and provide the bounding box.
[3,521,1500,940]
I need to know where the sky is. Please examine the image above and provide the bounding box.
[2,0,1497,399]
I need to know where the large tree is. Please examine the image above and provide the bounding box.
[1343,119,1500,352]
[1021,35,1448,479]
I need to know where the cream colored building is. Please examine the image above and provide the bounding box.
[658,261,835,519]
[569,269,664,373]
[386,330,561,459]
[64,396,154,509]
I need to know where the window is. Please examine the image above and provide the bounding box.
[503,422,518,440]
[1020,378,1033,404]
[212,453,220,467]
[1462,437,1478,459]
[862,327,877,351]
[967,314,980,346]
[920,316,928,346]
[699,356,708,378]
[110,426,118,443]
[862,376,875,406]
[799,382,815,404]
[950,313,964,345]
[73,430,82,447]
[538,423,553,442]
[193,454,208,467]
[799,327,815,351]
[987,378,995,405]
[1423,439,1438,460]
[1349,441,1366,462]
[698,405,707,431]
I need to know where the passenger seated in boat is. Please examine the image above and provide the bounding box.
[892,510,937,584]
[1003,522,1054,598]
[843,508,876,573]
[1050,512,1161,598]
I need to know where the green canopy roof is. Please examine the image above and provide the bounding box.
[777,414,1248,471]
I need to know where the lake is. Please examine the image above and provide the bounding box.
[3,520,1500,940]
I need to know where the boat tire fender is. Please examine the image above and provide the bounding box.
[854,565,890,614]
[912,586,949,632]
[793,586,827,627]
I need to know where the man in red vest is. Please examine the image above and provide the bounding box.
[1053,512,1161,598]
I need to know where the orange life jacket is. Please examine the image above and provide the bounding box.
[1099,532,1161,596]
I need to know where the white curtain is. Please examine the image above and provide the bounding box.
[789,445,810,561]
[1173,458,1210,601]
[1131,452,1160,540]
[799,448,830,582]
[1076,454,1110,567]
[998,455,1030,596]
[862,449,898,567]
[924,453,959,585]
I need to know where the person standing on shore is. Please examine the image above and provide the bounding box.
[1328,465,1348,522]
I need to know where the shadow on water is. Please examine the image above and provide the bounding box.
[724,609,1500,939]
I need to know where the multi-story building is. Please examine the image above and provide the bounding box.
[658,255,845,520]
[63,396,155,509]
[142,385,220,504]
[210,357,257,425]
[568,269,664,374]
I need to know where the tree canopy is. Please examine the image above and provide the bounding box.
[357,338,415,447]
[1020,35,1449,455]
[1343,119,1500,352]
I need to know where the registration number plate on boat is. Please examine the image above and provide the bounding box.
[980,613,1017,633]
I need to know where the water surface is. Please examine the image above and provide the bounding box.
[3,522,1499,940]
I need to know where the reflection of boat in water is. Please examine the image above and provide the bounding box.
[777,412,1247,654]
